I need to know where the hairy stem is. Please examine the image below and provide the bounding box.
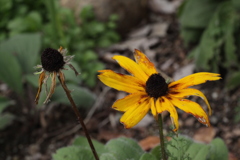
[58,75,99,160]
[158,114,167,160]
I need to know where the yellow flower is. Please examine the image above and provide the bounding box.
[98,49,221,131]
[34,47,79,104]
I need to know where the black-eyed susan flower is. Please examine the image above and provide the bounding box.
[34,47,79,104]
[98,49,221,131]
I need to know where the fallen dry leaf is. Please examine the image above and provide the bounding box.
[139,136,160,151]
[193,127,216,143]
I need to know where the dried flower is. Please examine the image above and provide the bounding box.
[34,47,79,104]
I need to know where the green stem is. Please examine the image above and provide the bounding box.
[58,76,99,160]
[45,0,66,46]
[158,114,167,160]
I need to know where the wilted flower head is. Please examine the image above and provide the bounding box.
[98,49,221,131]
[35,47,79,104]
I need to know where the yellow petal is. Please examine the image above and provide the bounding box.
[134,49,158,76]
[150,97,157,119]
[120,97,150,128]
[169,97,210,127]
[156,97,179,131]
[112,93,148,112]
[168,88,212,115]
[98,70,145,93]
[169,72,221,89]
[112,55,148,82]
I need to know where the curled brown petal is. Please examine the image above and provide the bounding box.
[35,71,46,104]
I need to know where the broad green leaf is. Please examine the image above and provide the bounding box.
[185,143,206,159]
[0,96,15,113]
[0,33,41,74]
[139,153,158,160]
[0,113,15,130]
[193,145,210,160]
[150,145,162,159]
[207,138,228,160]
[52,146,94,160]
[52,84,96,109]
[104,137,144,160]
[100,153,118,160]
[0,47,23,94]
[179,0,219,28]
[73,136,106,155]
[25,74,39,88]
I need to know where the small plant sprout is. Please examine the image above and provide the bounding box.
[34,47,99,160]
[98,49,221,160]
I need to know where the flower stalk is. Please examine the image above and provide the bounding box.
[157,114,167,160]
[58,75,99,160]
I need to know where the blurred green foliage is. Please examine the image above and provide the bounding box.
[0,33,96,105]
[0,0,120,87]
[52,136,228,160]
[0,33,96,128]
[178,0,240,89]
[0,96,15,130]
[0,0,120,127]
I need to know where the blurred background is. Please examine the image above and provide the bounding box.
[0,0,240,159]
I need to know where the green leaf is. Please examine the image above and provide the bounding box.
[0,33,41,74]
[7,17,27,34]
[52,84,96,109]
[232,0,240,10]
[139,153,158,160]
[73,136,106,155]
[80,5,95,20]
[221,4,238,68]
[0,0,12,12]
[52,146,94,160]
[100,153,118,160]
[193,145,210,160]
[0,96,15,113]
[185,143,207,159]
[109,14,119,21]
[0,46,23,94]
[25,74,39,88]
[167,136,193,160]
[179,0,219,28]
[180,28,203,45]
[207,138,228,160]
[0,113,15,130]
[25,11,42,31]
[150,145,162,159]
[104,137,144,160]
[190,2,231,70]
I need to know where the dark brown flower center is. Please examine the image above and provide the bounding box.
[41,48,65,72]
[145,73,168,98]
